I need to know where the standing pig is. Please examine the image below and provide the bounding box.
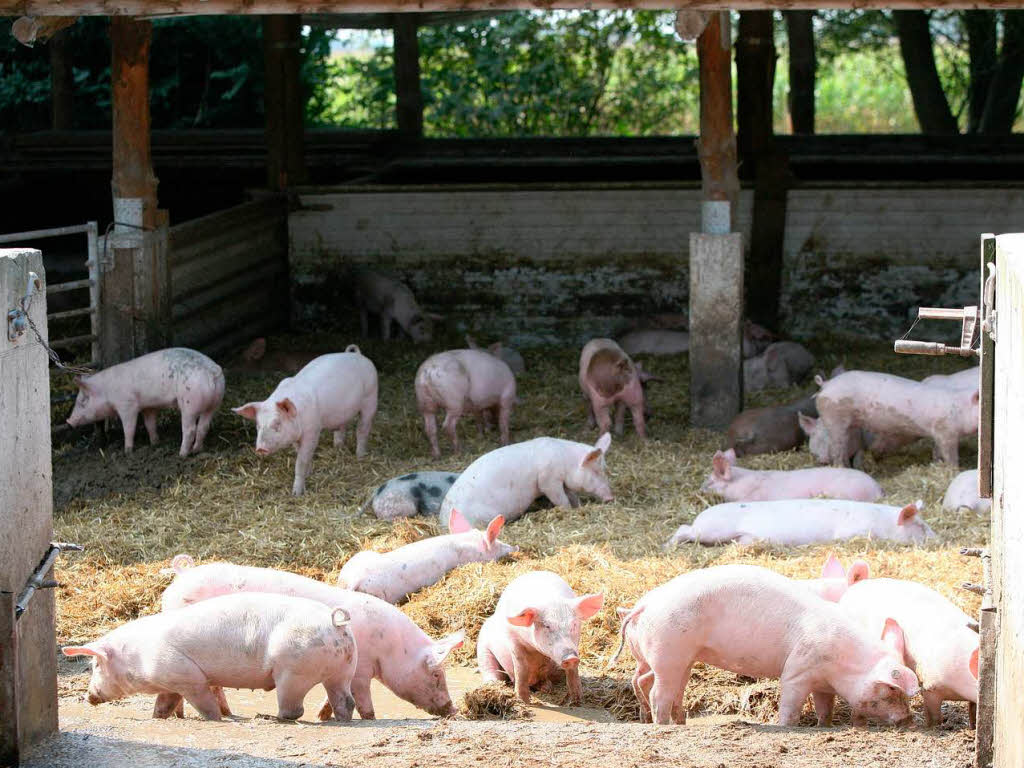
[800,552,871,603]
[364,471,460,520]
[942,469,991,516]
[439,434,613,530]
[617,329,690,357]
[813,370,979,466]
[839,577,979,726]
[579,338,655,438]
[667,498,934,548]
[233,345,377,495]
[160,557,464,719]
[743,341,816,392]
[65,593,357,721]
[354,268,442,342]
[66,347,224,457]
[466,334,526,375]
[415,348,517,458]
[609,564,918,726]
[701,448,883,502]
[338,510,517,603]
[726,393,818,457]
[477,571,603,706]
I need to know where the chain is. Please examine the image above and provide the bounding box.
[20,294,95,375]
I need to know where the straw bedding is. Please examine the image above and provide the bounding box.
[51,328,984,725]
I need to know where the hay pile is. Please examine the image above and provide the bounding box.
[51,327,985,724]
[460,682,534,720]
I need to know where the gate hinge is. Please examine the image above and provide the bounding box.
[894,305,979,358]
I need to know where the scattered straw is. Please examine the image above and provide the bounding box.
[460,682,534,720]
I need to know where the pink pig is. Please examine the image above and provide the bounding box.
[233,345,378,495]
[66,347,224,457]
[609,564,918,726]
[338,510,517,604]
[477,571,603,706]
[840,577,979,727]
[64,593,357,722]
[921,366,979,391]
[801,552,871,602]
[415,348,517,458]
[578,338,656,438]
[354,269,442,342]
[701,448,883,502]
[160,557,463,719]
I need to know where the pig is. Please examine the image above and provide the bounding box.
[579,338,656,438]
[743,341,816,392]
[364,471,460,520]
[942,469,991,516]
[617,329,690,357]
[743,320,776,359]
[921,366,980,391]
[466,334,526,375]
[415,348,517,458]
[233,345,378,495]
[701,448,883,503]
[798,409,918,468]
[476,571,603,706]
[608,564,918,726]
[354,268,441,342]
[801,552,871,603]
[66,347,224,457]
[338,510,517,604]
[667,498,935,548]
[64,593,357,722]
[839,577,979,726]
[438,434,613,530]
[812,370,979,466]
[160,557,464,719]
[227,337,318,374]
[726,394,818,457]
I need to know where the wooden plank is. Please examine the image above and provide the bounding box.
[171,222,284,298]
[979,234,996,498]
[976,606,997,768]
[173,257,286,320]
[169,198,285,256]
[0,592,18,768]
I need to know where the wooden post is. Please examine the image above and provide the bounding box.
[393,15,424,138]
[690,11,743,430]
[49,28,73,131]
[784,10,815,134]
[263,14,306,190]
[0,592,18,768]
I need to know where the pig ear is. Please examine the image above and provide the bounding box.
[429,631,465,666]
[896,501,922,526]
[814,374,826,388]
[821,552,845,579]
[711,451,731,481]
[876,665,919,698]
[881,618,907,658]
[484,515,505,545]
[448,508,472,534]
[847,559,870,585]
[830,365,846,378]
[574,593,604,620]
[507,608,536,627]
[797,412,817,436]
[74,375,91,391]
[464,334,478,349]
[243,338,267,362]
[971,389,980,405]
[594,432,612,454]
[62,645,107,662]
[232,402,261,421]
[616,606,632,618]
[488,342,503,356]
[723,448,737,464]
[275,398,297,418]
[969,647,980,680]
[582,448,603,468]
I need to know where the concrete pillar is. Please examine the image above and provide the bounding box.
[0,249,57,764]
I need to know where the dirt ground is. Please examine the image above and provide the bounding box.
[42,327,985,767]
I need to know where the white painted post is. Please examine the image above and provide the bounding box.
[0,249,58,762]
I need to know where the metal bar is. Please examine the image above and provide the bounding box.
[918,307,973,321]
[47,306,95,321]
[0,591,18,767]
[0,223,93,244]
[86,221,100,369]
[46,278,92,295]
[14,543,83,621]
[49,333,96,349]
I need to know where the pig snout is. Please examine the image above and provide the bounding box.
[428,700,456,717]
[86,690,104,705]
[255,447,270,455]
[560,653,580,670]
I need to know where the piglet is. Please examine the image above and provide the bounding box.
[227,337,319,374]
[160,557,464,719]
[364,471,460,520]
[801,552,871,602]
[921,366,980,391]
[466,334,526,375]
[742,320,776,359]
[66,347,224,457]
[579,338,656,438]
[65,593,357,721]
[477,571,603,705]
[610,564,918,726]
[942,469,991,516]
[701,448,883,502]
[667,498,935,548]
[233,345,378,495]
[439,434,613,530]
[354,268,441,342]
[840,577,979,726]
[618,329,689,357]
[416,348,517,458]
[338,510,517,604]
[743,341,815,392]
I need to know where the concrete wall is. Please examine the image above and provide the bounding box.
[289,184,1024,344]
[0,249,57,757]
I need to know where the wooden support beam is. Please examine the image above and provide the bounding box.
[6,0,1024,16]
[0,592,18,768]
[784,10,815,134]
[49,28,73,130]
[696,11,739,219]
[263,14,307,189]
[393,15,424,138]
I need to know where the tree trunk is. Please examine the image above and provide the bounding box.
[48,28,73,130]
[784,10,815,134]
[965,10,997,134]
[980,11,1024,134]
[894,10,959,135]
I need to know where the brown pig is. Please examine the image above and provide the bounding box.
[578,338,656,439]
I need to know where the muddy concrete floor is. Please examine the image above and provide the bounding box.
[44,329,985,767]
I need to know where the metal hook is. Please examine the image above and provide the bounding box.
[7,270,41,342]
